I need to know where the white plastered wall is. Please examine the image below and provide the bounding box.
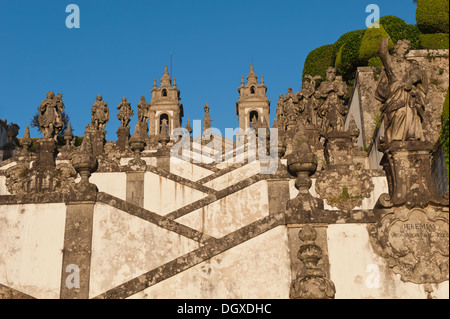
[0,203,66,299]
[327,224,449,299]
[89,202,200,298]
[143,171,207,215]
[128,226,291,299]
[204,161,261,191]
[176,180,269,238]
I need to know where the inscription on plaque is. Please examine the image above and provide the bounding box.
[369,208,449,285]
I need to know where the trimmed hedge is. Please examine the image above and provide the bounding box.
[334,44,344,70]
[331,30,364,67]
[368,56,383,68]
[359,25,394,64]
[420,33,449,49]
[379,16,422,49]
[333,30,365,81]
[302,44,335,81]
[440,91,449,178]
[416,0,449,34]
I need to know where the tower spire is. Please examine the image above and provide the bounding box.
[203,103,212,131]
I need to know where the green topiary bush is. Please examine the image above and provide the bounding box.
[359,25,394,64]
[333,30,366,81]
[379,16,422,49]
[441,91,449,178]
[334,44,345,70]
[368,56,383,68]
[420,33,449,49]
[302,44,335,81]
[416,0,449,34]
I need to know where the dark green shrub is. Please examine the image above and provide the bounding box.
[333,30,365,81]
[416,0,449,34]
[379,16,422,49]
[302,44,335,81]
[420,33,449,49]
[368,56,383,68]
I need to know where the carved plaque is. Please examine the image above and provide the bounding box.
[369,208,449,284]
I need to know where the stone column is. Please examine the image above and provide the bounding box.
[60,202,95,299]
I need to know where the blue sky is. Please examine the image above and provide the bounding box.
[0,0,417,140]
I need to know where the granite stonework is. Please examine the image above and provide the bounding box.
[0,57,448,299]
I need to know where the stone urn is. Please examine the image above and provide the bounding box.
[287,142,317,190]
[72,151,97,186]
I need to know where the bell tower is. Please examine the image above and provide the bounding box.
[236,63,270,130]
[149,66,183,136]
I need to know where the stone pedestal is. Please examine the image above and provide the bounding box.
[89,128,105,156]
[323,131,355,166]
[34,139,57,168]
[156,147,170,172]
[370,140,449,298]
[116,126,130,152]
[379,140,448,208]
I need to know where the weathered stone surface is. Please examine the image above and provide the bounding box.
[378,140,448,209]
[60,203,95,299]
[376,39,428,143]
[289,226,336,299]
[38,91,64,140]
[315,129,374,210]
[368,206,449,286]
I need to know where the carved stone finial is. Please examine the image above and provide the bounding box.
[63,123,74,146]
[286,123,322,215]
[160,65,172,87]
[153,78,157,88]
[185,118,192,135]
[247,63,257,84]
[128,121,147,171]
[203,103,212,131]
[20,125,32,156]
[72,124,98,195]
[290,226,336,299]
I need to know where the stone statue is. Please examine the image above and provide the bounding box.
[276,94,285,129]
[116,97,134,128]
[38,91,65,139]
[314,67,348,135]
[91,95,109,131]
[376,38,428,142]
[137,96,149,132]
[282,88,301,130]
[298,75,321,125]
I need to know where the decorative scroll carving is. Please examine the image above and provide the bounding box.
[368,208,449,289]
